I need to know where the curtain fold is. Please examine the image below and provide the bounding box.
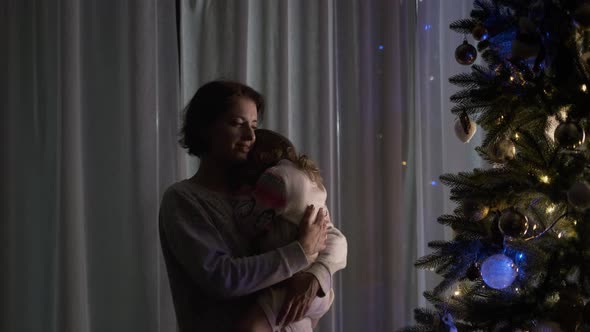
[1,1,179,331]
[181,1,478,331]
[1,0,483,331]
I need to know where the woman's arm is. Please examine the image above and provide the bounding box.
[159,186,312,299]
[276,214,347,326]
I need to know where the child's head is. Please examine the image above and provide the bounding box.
[241,129,296,185]
[242,129,323,186]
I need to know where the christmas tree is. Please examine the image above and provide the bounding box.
[401,1,590,331]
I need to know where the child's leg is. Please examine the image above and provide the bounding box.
[256,287,334,332]
[236,303,273,332]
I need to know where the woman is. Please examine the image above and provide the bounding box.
[159,80,347,331]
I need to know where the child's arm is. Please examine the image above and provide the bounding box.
[304,212,347,296]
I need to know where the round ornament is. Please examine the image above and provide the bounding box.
[454,113,477,143]
[480,254,518,289]
[455,40,477,65]
[472,25,489,41]
[554,121,585,149]
[498,208,529,237]
[488,139,516,163]
[575,4,590,29]
[567,181,590,209]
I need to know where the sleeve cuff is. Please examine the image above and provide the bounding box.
[276,241,310,276]
[304,262,332,297]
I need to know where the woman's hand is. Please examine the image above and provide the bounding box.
[297,205,328,256]
[275,272,320,326]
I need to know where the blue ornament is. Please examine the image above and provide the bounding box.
[480,254,518,289]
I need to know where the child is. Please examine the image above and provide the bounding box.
[234,129,336,332]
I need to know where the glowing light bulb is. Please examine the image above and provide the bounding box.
[546,205,555,213]
[582,84,587,92]
[402,161,407,166]
[558,232,563,238]
[454,290,461,296]
[510,76,515,82]
[540,175,550,184]
[514,133,520,139]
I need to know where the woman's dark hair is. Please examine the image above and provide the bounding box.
[179,80,265,157]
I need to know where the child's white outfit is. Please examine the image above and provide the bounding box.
[234,159,335,332]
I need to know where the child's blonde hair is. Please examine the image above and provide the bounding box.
[248,129,323,186]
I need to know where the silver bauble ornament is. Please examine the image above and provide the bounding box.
[568,181,590,209]
[575,4,590,29]
[555,121,585,149]
[488,139,516,163]
[498,207,528,237]
[454,113,477,143]
[455,40,477,65]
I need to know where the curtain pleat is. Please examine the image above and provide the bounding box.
[1,1,179,331]
[1,0,482,331]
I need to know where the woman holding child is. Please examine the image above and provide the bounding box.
[159,80,347,332]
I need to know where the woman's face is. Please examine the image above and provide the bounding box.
[206,97,258,164]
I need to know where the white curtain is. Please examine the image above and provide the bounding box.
[1,1,178,331]
[180,0,479,331]
[2,0,482,331]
